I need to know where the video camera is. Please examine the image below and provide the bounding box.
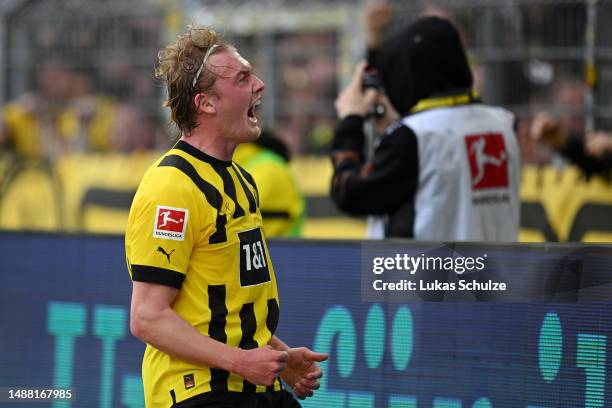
[362,67,386,118]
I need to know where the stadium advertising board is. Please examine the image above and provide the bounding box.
[0,233,611,407]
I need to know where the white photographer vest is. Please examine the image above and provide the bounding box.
[367,103,520,241]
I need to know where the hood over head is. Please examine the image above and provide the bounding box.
[377,16,473,116]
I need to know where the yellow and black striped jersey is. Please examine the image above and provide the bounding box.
[233,143,305,237]
[125,140,281,408]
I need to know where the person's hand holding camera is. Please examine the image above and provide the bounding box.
[335,61,379,119]
[335,61,399,133]
[370,91,399,134]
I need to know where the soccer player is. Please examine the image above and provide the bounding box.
[126,26,327,408]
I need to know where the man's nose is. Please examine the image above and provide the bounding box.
[254,75,265,93]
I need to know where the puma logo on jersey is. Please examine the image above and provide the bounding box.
[157,246,175,263]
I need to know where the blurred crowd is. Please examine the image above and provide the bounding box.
[0,57,167,159]
[0,0,611,239]
[1,1,610,162]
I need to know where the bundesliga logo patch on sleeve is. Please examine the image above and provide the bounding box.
[153,205,188,241]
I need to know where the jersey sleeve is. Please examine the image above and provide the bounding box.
[125,167,204,289]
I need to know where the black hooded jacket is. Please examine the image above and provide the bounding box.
[330,16,476,238]
[376,16,473,116]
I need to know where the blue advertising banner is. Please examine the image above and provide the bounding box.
[0,232,611,407]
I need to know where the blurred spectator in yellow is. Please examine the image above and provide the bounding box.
[234,129,305,237]
[110,103,166,152]
[0,58,72,230]
[530,75,611,176]
[60,64,117,153]
[518,75,585,165]
[552,75,587,139]
[0,57,117,160]
[0,56,164,232]
[0,58,71,159]
[531,113,612,176]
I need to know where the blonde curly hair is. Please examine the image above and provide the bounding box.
[155,25,230,134]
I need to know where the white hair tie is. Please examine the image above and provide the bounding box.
[192,44,219,88]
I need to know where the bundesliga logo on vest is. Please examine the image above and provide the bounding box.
[464,133,509,190]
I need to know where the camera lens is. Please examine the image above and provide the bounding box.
[362,71,382,90]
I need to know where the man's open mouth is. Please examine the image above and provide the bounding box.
[248,99,261,123]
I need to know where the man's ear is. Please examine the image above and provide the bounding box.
[194,93,216,114]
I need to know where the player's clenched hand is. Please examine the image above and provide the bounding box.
[234,346,288,386]
[281,347,328,399]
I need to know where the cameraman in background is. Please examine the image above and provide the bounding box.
[330,16,521,241]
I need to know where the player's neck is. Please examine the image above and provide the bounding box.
[179,130,237,162]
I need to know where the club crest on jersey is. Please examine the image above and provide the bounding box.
[153,205,188,241]
[464,133,509,190]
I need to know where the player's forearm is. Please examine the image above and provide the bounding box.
[131,306,242,373]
